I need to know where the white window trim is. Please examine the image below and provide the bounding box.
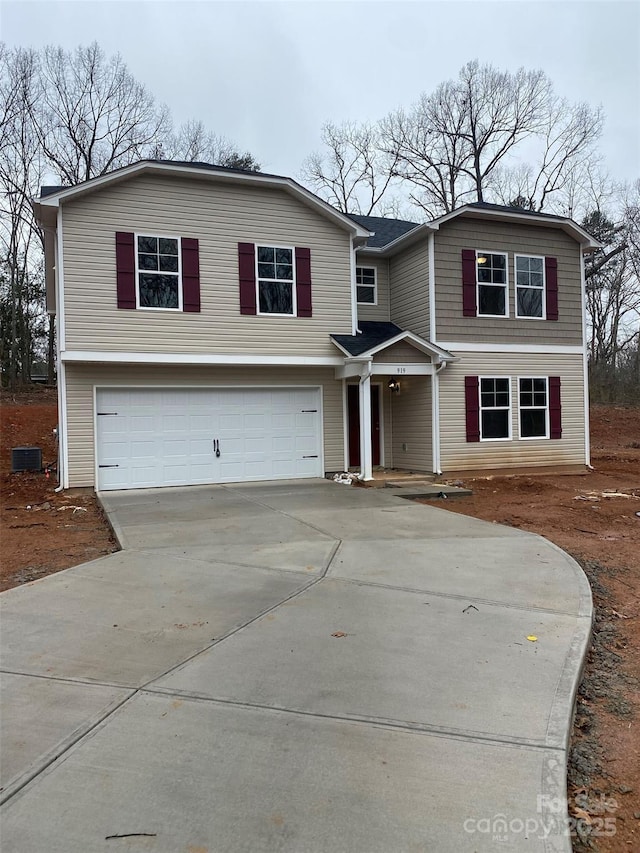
[479,375,512,442]
[255,244,297,317]
[135,233,182,312]
[517,375,550,440]
[476,250,509,319]
[356,265,378,306]
[514,254,546,320]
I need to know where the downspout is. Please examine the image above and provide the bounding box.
[54,208,67,491]
[580,249,592,468]
[350,236,359,336]
[428,231,436,342]
[431,360,447,475]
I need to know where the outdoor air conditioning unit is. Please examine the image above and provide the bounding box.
[11,447,42,473]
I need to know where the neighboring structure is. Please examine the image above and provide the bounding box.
[33,161,600,491]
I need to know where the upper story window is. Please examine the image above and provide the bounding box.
[356,267,377,304]
[480,376,511,440]
[476,251,508,317]
[136,235,181,310]
[515,255,545,319]
[257,245,295,315]
[519,377,549,438]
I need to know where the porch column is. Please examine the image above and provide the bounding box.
[359,365,374,481]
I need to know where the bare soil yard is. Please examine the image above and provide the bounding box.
[1,390,638,850]
[1,387,117,591]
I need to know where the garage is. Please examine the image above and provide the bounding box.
[96,387,323,490]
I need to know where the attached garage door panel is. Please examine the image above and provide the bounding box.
[96,387,322,490]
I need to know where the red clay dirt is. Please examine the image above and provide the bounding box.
[1,387,117,591]
[1,392,638,850]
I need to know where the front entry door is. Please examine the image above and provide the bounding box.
[347,384,381,467]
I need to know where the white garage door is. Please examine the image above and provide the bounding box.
[96,387,323,491]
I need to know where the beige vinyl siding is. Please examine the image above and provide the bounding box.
[391,377,432,472]
[64,364,344,488]
[439,352,585,471]
[434,218,583,345]
[389,240,430,339]
[356,258,390,322]
[61,174,352,356]
[373,341,431,364]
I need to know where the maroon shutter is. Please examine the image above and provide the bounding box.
[295,247,312,317]
[549,376,562,439]
[545,256,558,320]
[115,232,136,309]
[181,237,200,312]
[461,249,477,317]
[238,242,257,315]
[465,376,480,442]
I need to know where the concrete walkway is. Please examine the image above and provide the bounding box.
[0,479,592,852]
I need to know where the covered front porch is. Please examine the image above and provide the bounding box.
[331,322,455,481]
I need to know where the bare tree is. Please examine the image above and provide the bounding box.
[379,61,551,215]
[584,198,640,402]
[493,100,604,213]
[1,40,261,387]
[0,46,47,388]
[31,42,169,184]
[301,120,400,215]
[159,119,260,171]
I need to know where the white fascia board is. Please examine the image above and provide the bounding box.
[439,341,585,355]
[431,205,602,250]
[335,363,366,380]
[364,331,455,362]
[37,161,371,239]
[330,338,354,357]
[60,351,344,367]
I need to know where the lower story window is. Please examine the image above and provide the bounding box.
[480,377,511,440]
[519,377,549,438]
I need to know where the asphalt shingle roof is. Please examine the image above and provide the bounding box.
[347,215,421,249]
[331,321,404,356]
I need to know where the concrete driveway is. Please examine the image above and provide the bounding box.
[0,479,592,852]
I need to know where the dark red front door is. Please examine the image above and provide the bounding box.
[347,384,381,467]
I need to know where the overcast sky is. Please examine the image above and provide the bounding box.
[2,0,639,186]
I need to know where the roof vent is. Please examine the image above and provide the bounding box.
[11,447,42,473]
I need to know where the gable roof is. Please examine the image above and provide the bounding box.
[352,201,602,253]
[347,215,421,249]
[331,321,454,363]
[331,321,404,356]
[432,202,602,249]
[33,160,372,240]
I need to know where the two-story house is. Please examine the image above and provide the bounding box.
[33,160,600,492]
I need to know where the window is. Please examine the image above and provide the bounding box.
[136,235,181,310]
[476,252,508,317]
[515,255,545,319]
[480,377,511,440]
[256,245,295,315]
[356,267,377,304]
[519,377,549,438]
